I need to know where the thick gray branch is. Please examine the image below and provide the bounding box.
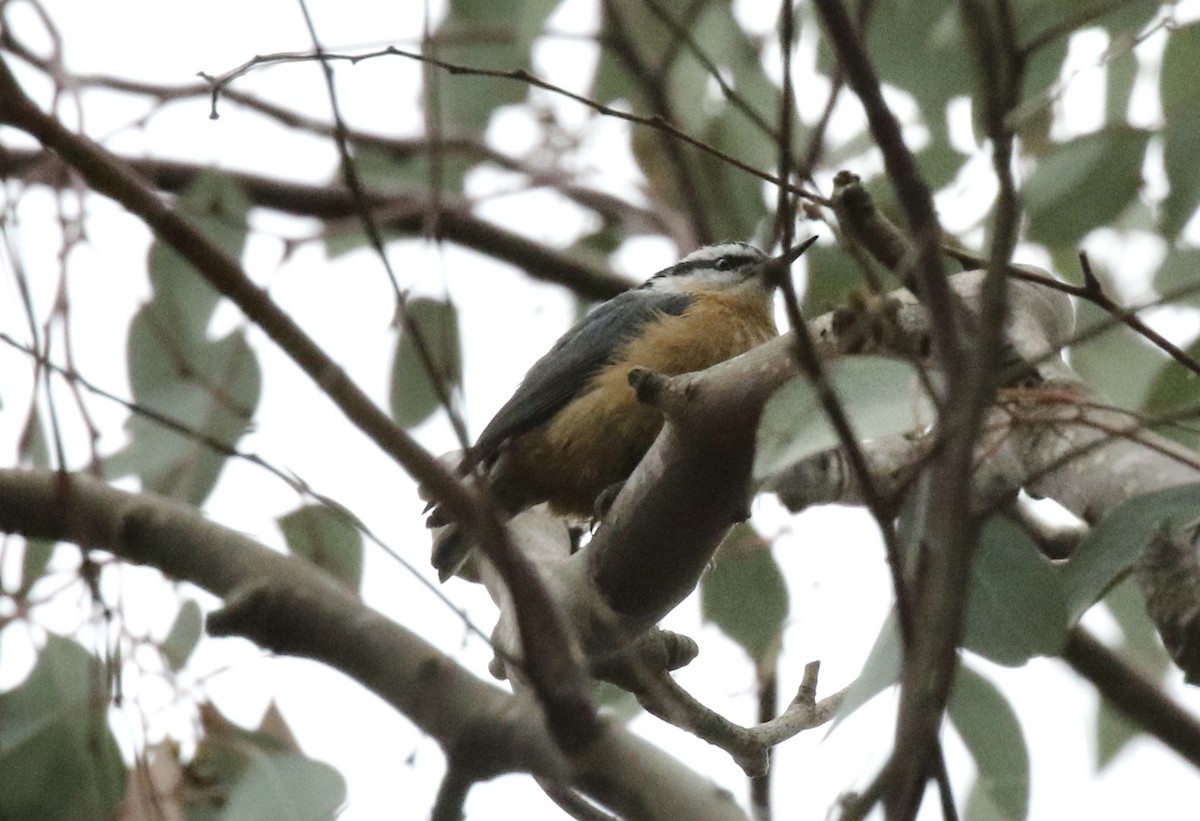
[0,468,748,821]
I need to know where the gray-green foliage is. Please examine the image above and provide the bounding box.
[701,524,789,671]
[389,297,463,429]
[278,503,365,591]
[106,173,262,507]
[0,636,125,821]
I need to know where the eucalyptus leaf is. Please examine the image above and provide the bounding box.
[1161,22,1200,240]
[0,635,125,821]
[163,599,204,672]
[695,109,771,241]
[963,516,1070,666]
[17,404,49,468]
[754,356,936,482]
[848,0,968,141]
[949,663,1030,820]
[109,319,261,507]
[700,525,788,670]
[1023,127,1149,247]
[17,538,55,597]
[219,753,346,821]
[1061,483,1200,621]
[1069,301,1166,410]
[148,173,249,341]
[185,704,345,821]
[108,171,259,507]
[278,504,364,591]
[389,297,463,428]
[1152,248,1200,306]
[1096,578,1170,769]
[1142,335,1200,451]
[430,0,556,137]
[828,612,900,734]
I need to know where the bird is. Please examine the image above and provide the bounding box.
[427,237,818,581]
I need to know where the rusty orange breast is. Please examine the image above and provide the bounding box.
[498,292,777,517]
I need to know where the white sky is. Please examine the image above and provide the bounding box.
[2,1,1200,820]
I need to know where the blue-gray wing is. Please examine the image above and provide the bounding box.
[473,288,692,461]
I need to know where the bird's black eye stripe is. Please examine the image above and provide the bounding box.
[652,252,760,279]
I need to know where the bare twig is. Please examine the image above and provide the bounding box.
[200,43,826,206]
[600,0,712,244]
[640,0,777,138]
[772,0,797,251]
[0,146,632,300]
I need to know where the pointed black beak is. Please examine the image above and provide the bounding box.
[758,235,818,289]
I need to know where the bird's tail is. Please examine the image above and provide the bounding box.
[419,451,480,582]
[430,522,476,583]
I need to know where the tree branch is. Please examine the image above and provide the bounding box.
[0,468,750,821]
[0,53,601,756]
[1062,627,1200,767]
[0,146,632,301]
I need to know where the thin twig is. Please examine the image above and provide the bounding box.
[640,0,778,139]
[200,43,827,206]
[0,331,500,651]
[292,0,471,452]
[0,146,633,300]
[600,0,712,243]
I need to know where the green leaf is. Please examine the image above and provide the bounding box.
[277,505,364,592]
[1095,578,1169,768]
[219,753,346,821]
[1153,248,1200,307]
[1010,37,1068,153]
[1009,0,1153,145]
[801,241,873,315]
[148,173,249,341]
[949,663,1029,820]
[754,357,936,482]
[17,405,49,468]
[17,539,55,597]
[916,138,967,192]
[0,635,125,821]
[700,525,787,669]
[163,599,204,672]
[185,704,344,821]
[1023,127,1149,247]
[108,171,259,506]
[963,516,1070,665]
[390,298,462,428]
[1142,335,1200,451]
[1069,301,1166,410]
[1012,0,1156,51]
[1106,576,1170,677]
[354,143,473,196]
[1161,102,1200,241]
[964,777,1009,821]
[109,318,261,506]
[1061,483,1200,621]
[847,0,968,141]
[1105,46,1138,127]
[829,611,901,733]
[696,110,771,241]
[430,0,558,138]
[1161,22,1200,239]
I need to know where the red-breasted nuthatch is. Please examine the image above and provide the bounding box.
[428,237,817,580]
